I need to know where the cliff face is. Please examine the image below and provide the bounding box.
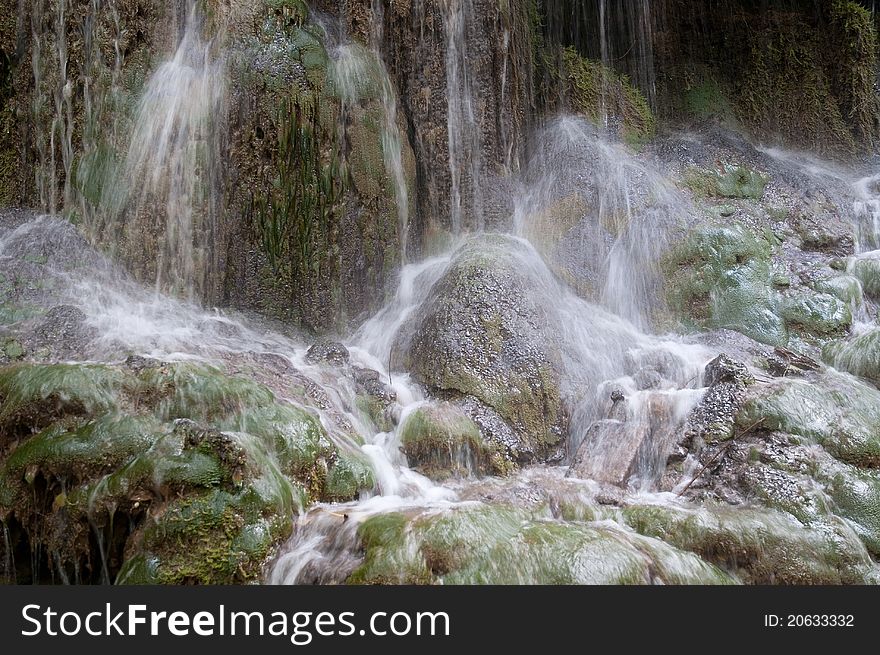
[375,0,536,247]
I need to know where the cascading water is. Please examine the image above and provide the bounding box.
[370,0,412,262]
[329,15,411,262]
[10,0,880,587]
[98,2,226,302]
[441,0,484,233]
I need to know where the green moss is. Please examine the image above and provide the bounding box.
[544,47,655,146]
[351,504,735,585]
[735,9,861,154]
[683,78,736,122]
[400,403,504,479]
[737,373,880,468]
[139,362,276,423]
[0,363,126,432]
[620,503,873,584]
[850,255,880,299]
[349,512,431,585]
[1,337,23,360]
[3,415,158,482]
[779,291,851,336]
[0,358,371,582]
[664,224,786,345]
[825,466,880,556]
[136,488,286,585]
[823,328,880,385]
[682,164,768,200]
[811,274,864,306]
[323,451,375,502]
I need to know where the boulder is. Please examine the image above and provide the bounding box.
[397,235,566,463]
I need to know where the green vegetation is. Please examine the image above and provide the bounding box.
[0,360,373,584]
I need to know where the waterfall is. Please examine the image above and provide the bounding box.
[441,0,484,233]
[370,0,411,262]
[106,2,226,302]
[330,7,412,263]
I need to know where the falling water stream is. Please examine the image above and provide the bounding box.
[95,1,226,302]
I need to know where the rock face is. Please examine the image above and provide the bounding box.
[374,0,536,243]
[398,235,566,464]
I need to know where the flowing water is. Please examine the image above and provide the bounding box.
[95,2,226,302]
[441,0,485,233]
[9,1,880,586]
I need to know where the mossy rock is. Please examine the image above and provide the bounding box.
[620,502,874,584]
[401,235,566,463]
[682,164,768,200]
[400,403,506,480]
[737,373,880,468]
[349,505,735,585]
[545,47,655,147]
[0,363,126,438]
[0,359,375,583]
[810,274,864,307]
[120,488,289,585]
[825,466,880,556]
[664,224,786,346]
[779,291,851,336]
[850,254,880,299]
[683,78,737,123]
[823,328,880,386]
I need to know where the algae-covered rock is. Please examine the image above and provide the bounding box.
[620,502,874,584]
[399,402,507,480]
[0,360,374,584]
[779,291,851,336]
[398,235,566,463]
[349,504,735,585]
[810,273,864,307]
[736,372,880,468]
[823,328,880,384]
[682,164,768,200]
[850,254,880,299]
[665,224,786,346]
[545,47,656,147]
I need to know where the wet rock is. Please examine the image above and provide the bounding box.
[737,370,880,468]
[823,328,880,385]
[665,224,787,347]
[28,305,96,359]
[779,291,851,336]
[681,354,753,449]
[849,253,880,299]
[350,504,735,585]
[682,163,768,199]
[792,207,854,256]
[568,392,680,488]
[0,359,374,584]
[305,341,350,366]
[621,502,875,584]
[400,402,507,480]
[353,367,397,434]
[398,235,566,463]
[454,395,533,466]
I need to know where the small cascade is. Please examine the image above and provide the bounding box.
[853,173,880,251]
[370,0,412,262]
[329,30,411,263]
[441,0,484,233]
[515,116,688,329]
[104,2,226,302]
